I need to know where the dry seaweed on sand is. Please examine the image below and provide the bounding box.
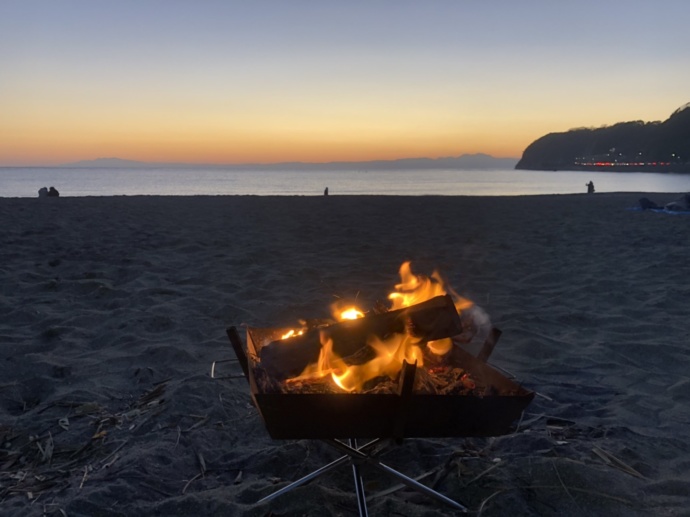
[0,382,168,503]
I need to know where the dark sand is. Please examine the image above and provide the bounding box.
[1,193,689,516]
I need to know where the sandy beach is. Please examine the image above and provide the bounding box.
[1,193,689,516]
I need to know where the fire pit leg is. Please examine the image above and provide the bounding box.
[257,454,351,505]
[254,437,467,514]
[349,439,369,517]
[324,439,468,513]
[366,459,468,513]
[256,439,382,512]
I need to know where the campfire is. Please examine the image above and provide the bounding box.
[227,262,534,440]
[256,262,483,392]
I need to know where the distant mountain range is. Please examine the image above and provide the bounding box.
[61,153,518,171]
[517,103,690,172]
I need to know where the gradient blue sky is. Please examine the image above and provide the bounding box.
[1,0,688,166]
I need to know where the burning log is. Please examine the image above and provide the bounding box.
[259,294,463,380]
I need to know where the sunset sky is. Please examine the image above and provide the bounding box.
[1,1,689,166]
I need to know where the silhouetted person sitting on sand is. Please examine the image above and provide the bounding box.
[586,181,595,194]
[638,197,660,210]
[47,186,60,197]
[38,187,48,198]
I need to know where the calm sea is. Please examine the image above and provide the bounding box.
[2,167,690,198]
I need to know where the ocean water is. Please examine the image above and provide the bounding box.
[2,167,690,198]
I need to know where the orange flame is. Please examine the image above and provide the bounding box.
[294,262,475,392]
[293,331,425,392]
[390,261,473,316]
[331,332,425,392]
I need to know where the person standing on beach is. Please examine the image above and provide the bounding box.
[586,181,595,194]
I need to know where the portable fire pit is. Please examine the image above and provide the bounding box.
[220,292,534,515]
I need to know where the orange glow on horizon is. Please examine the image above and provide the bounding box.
[0,131,524,167]
[2,74,677,167]
[0,93,529,166]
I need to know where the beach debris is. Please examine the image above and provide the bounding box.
[36,433,54,463]
[78,464,92,489]
[181,473,202,494]
[666,378,690,392]
[465,461,502,487]
[58,417,69,431]
[136,382,167,408]
[100,453,120,469]
[592,446,646,479]
[196,451,207,476]
[545,418,576,438]
[534,391,554,402]
[184,415,210,433]
[0,383,169,503]
[476,478,634,517]
[92,430,107,440]
[41,504,67,517]
[97,440,128,469]
[74,402,102,415]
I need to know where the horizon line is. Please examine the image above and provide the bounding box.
[2,152,520,169]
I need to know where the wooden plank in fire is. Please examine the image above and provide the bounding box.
[259,294,463,380]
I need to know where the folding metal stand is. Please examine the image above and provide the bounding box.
[254,437,468,516]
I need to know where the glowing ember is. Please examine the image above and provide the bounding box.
[336,307,365,321]
[279,261,481,393]
[281,329,304,340]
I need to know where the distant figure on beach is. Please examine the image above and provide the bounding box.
[38,187,48,198]
[324,187,329,196]
[47,186,60,197]
[638,197,660,210]
[586,181,595,194]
